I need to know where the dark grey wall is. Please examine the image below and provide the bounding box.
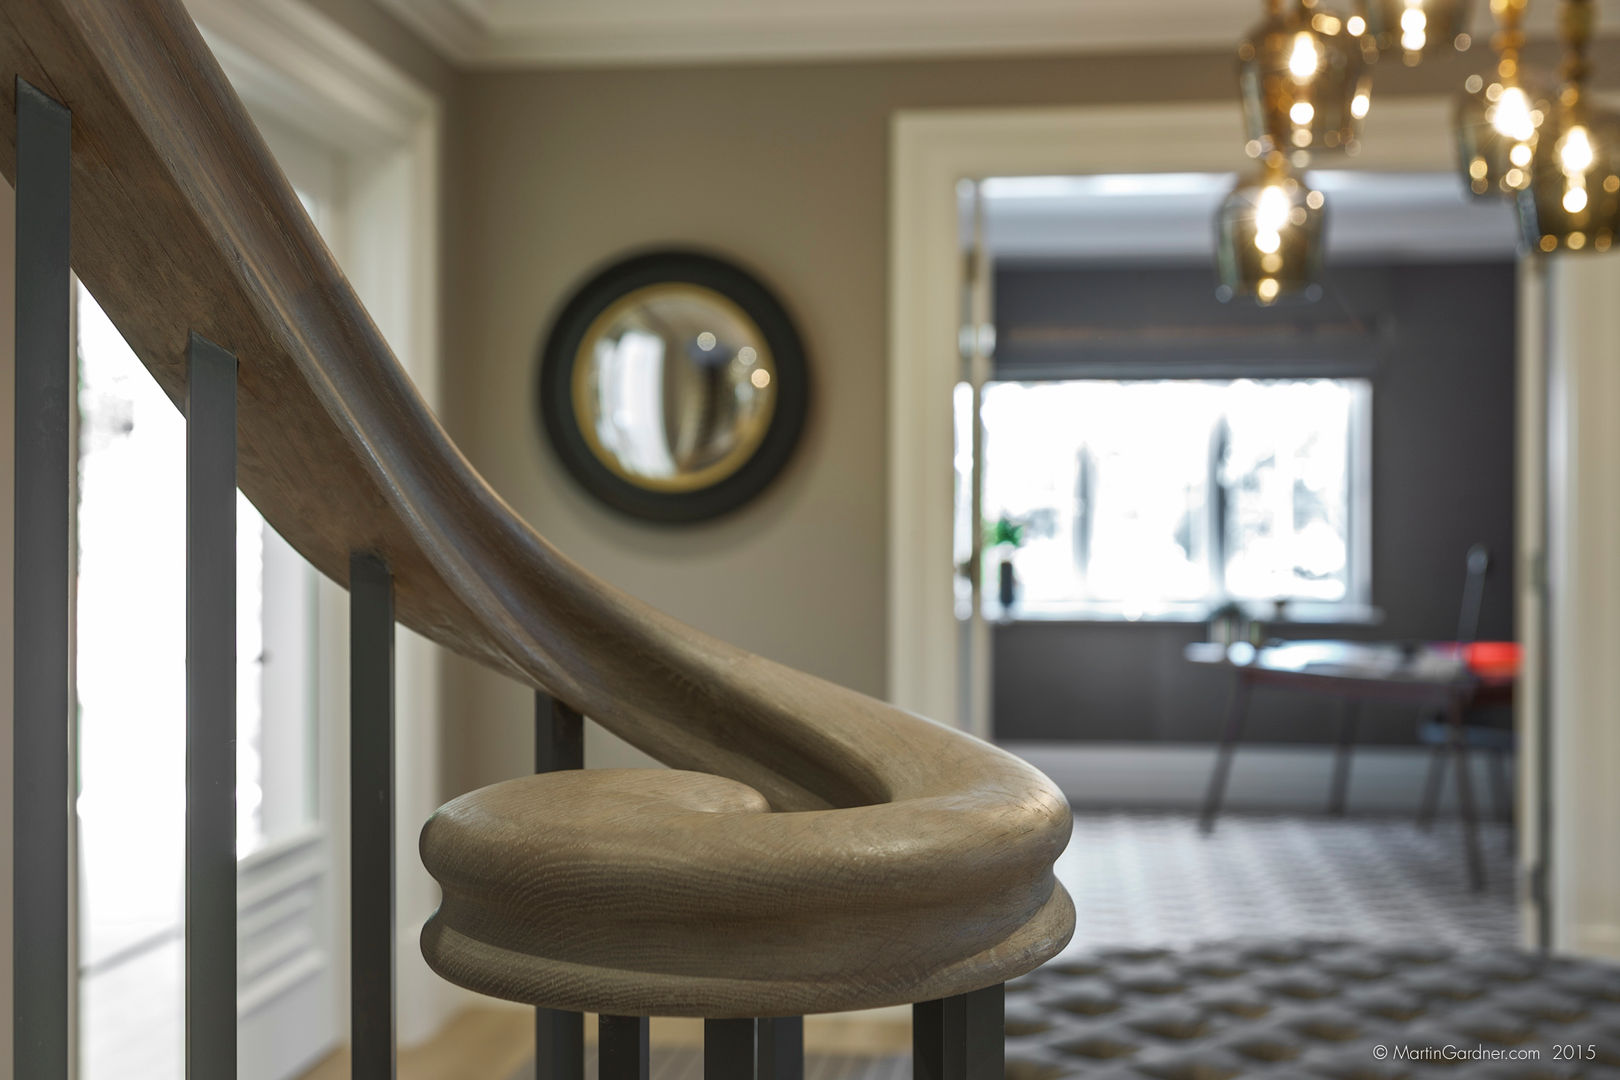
[992,261,1517,745]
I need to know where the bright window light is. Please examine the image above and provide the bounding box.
[979,378,1366,617]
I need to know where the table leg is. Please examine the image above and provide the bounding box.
[1328,699,1360,816]
[1448,697,1486,892]
[1200,676,1252,835]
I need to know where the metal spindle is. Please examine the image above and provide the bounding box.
[599,1015,650,1080]
[756,1018,803,1080]
[535,692,584,1080]
[351,552,397,1079]
[705,1019,756,1080]
[14,75,72,1080]
[185,333,239,1078]
[913,986,1004,1080]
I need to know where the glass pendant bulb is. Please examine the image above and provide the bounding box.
[1216,156,1328,305]
[1238,0,1374,161]
[1516,0,1620,251]
[1355,0,1473,64]
[1518,98,1620,251]
[1455,0,1549,199]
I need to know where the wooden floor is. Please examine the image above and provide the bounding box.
[298,1005,912,1080]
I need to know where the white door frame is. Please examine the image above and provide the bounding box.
[183,0,451,1060]
[887,96,1458,735]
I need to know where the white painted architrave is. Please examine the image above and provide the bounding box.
[184,0,454,1061]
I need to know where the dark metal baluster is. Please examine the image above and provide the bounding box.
[957,985,1004,1080]
[756,1018,803,1080]
[186,333,238,1078]
[536,692,584,774]
[351,553,397,1079]
[914,986,1003,1080]
[599,1015,649,1080]
[912,1000,944,1080]
[14,76,72,1080]
[705,1018,756,1080]
[535,692,584,1080]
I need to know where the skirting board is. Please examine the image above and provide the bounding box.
[1004,741,1513,816]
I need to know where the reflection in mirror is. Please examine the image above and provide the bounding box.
[575,284,777,493]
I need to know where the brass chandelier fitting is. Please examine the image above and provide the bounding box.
[1516,0,1620,251]
[1456,0,1548,198]
[1354,0,1473,64]
[1238,0,1373,162]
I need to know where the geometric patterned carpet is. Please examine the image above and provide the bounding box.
[1057,812,1519,954]
[1007,938,1620,1078]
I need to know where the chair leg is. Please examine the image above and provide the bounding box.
[1487,747,1513,826]
[1448,700,1486,892]
[1416,738,1446,830]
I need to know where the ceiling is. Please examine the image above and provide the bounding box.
[374,0,1620,68]
[971,171,1519,262]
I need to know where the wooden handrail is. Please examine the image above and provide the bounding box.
[0,0,1073,1018]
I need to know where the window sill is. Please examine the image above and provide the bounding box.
[983,601,1386,628]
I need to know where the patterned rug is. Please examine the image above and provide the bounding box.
[1057,812,1518,954]
[1008,938,1620,1078]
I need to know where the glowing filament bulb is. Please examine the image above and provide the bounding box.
[1255,183,1291,232]
[1253,183,1291,254]
[1351,91,1370,119]
[1561,125,1595,175]
[1490,85,1535,142]
[1289,32,1321,79]
[1290,102,1315,125]
[1565,186,1588,213]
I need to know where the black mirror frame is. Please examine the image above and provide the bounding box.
[538,250,810,524]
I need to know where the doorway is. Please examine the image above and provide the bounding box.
[887,98,1546,950]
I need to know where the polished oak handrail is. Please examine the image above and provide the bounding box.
[0,0,1073,1018]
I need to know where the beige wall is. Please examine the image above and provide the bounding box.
[437,47,1524,794]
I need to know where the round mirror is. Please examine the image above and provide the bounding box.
[539,252,809,522]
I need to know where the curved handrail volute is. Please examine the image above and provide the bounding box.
[0,0,1074,1016]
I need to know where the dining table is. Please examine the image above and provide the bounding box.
[1186,638,1518,891]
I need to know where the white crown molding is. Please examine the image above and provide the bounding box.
[370,0,490,65]
[374,0,1620,69]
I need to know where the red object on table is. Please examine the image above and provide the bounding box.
[1464,641,1521,678]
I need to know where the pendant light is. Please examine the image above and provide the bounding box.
[1455,0,1549,198]
[1517,0,1620,252]
[1354,0,1473,64]
[1238,0,1374,162]
[1216,155,1328,305]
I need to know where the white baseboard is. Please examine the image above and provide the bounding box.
[1004,741,1513,816]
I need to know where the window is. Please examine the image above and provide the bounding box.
[976,377,1369,619]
